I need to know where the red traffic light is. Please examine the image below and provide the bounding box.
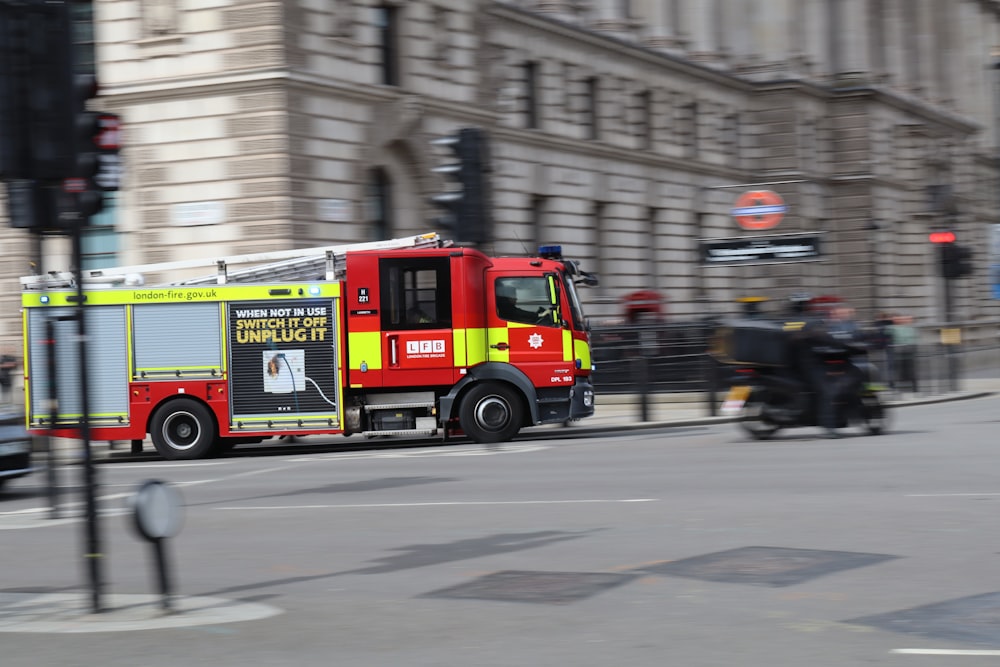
[929,231,956,244]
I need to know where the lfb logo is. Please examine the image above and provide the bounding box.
[406,340,446,355]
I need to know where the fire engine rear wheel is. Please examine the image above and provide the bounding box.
[150,398,216,460]
[459,382,524,444]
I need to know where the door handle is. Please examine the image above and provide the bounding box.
[389,335,398,367]
[490,342,509,351]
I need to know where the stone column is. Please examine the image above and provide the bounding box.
[749,0,787,67]
[792,0,824,75]
[588,0,633,40]
[683,0,722,64]
[834,0,871,83]
[637,0,681,52]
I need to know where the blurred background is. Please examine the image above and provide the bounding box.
[3,0,1000,390]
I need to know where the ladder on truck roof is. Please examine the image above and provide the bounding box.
[20,233,448,290]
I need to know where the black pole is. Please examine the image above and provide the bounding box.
[152,538,173,611]
[44,318,59,519]
[943,276,959,392]
[73,224,103,613]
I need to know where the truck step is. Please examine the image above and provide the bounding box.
[364,402,435,411]
[361,429,437,438]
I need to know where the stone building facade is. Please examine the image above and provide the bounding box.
[3,0,1000,348]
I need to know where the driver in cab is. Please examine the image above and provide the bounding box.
[496,283,543,324]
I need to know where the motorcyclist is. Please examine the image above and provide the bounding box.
[822,304,869,411]
[783,293,855,439]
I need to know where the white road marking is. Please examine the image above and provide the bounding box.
[215,498,660,511]
[112,461,232,468]
[289,444,549,461]
[906,493,1000,497]
[891,649,1000,656]
[0,462,301,530]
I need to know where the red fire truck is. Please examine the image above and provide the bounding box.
[20,233,598,459]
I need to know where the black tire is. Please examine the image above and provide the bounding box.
[458,382,525,444]
[739,390,780,440]
[860,394,888,435]
[150,398,217,460]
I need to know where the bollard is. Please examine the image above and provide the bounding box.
[128,479,184,612]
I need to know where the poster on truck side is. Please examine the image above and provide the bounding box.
[227,299,340,421]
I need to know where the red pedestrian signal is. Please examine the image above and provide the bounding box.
[929,231,956,244]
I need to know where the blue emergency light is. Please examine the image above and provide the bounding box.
[538,245,563,260]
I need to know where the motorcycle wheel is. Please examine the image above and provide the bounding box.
[739,390,781,440]
[859,393,888,435]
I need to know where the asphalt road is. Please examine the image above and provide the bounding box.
[4,394,1000,666]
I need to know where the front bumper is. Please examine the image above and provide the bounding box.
[570,377,595,420]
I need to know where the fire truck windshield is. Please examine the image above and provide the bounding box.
[562,272,586,331]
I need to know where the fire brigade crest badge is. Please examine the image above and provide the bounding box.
[528,332,544,349]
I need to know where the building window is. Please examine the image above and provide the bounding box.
[379,257,452,330]
[70,3,96,71]
[375,5,399,86]
[636,89,652,150]
[529,195,545,248]
[593,201,607,298]
[82,193,119,269]
[432,6,450,64]
[367,167,392,241]
[722,113,739,164]
[585,76,599,140]
[684,101,698,158]
[524,61,539,129]
[800,119,817,173]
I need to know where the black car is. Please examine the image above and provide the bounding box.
[0,407,33,491]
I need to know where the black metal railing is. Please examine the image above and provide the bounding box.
[589,319,999,399]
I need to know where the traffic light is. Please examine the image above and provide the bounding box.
[0,2,28,179]
[70,74,106,217]
[929,231,973,279]
[429,127,492,244]
[0,0,76,182]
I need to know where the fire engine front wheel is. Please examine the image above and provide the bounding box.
[150,398,217,460]
[459,382,524,444]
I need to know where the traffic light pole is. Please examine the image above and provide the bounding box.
[72,222,103,613]
[942,274,958,392]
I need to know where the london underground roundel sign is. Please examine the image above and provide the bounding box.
[732,190,787,231]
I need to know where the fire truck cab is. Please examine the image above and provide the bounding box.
[21,234,598,459]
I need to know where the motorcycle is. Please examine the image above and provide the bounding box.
[720,351,888,440]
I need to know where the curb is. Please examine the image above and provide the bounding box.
[530,390,996,439]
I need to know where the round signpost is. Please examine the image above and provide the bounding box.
[732,190,787,231]
[129,479,183,611]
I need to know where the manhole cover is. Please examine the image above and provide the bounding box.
[848,592,1000,646]
[422,570,637,604]
[638,546,898,587]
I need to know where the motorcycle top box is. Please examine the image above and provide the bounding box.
[710,318,793,367]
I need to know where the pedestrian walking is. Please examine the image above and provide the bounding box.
[871,311,894,386]
[890,314,919,393]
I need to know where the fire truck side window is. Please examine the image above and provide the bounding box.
[379,257,452,330]
[495,276,560,327]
